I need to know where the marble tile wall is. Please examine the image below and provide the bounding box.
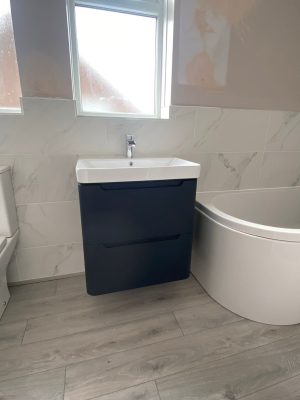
[1,98,300,282]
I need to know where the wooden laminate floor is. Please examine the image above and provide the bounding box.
[1,274,300,399]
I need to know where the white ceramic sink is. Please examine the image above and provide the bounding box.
[76,158,201,184]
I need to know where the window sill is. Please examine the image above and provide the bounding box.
[76,108,170,120]
[0,107,23,116]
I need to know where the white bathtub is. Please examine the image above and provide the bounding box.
[192,187,300,325]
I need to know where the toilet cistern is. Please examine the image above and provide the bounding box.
[126,135,136,159]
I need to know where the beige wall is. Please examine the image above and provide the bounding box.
[9,0,300,109]
[172,0,300,111]
[10,0,73,99]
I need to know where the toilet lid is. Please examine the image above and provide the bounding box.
[0,237,7,254]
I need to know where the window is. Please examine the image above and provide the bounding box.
[0,0,21,112]
[68,0,172,118]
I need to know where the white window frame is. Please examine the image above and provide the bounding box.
[67,0,173,119]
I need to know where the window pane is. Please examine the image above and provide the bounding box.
[75,6,157,115]
[0,0,21,110]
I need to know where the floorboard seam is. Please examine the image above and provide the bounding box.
[20,309,185,346]
[4,320,297,383]
[4,289,206,325]
[63,331,190,373]
[0,319,184,384]
[172,311,185,336]
[238,372,300,399]
[155,380,163,400]
[5,276,300,400]
[61,329,300,400]
[153,332,300,387]
[54,279,59,296]
[190,273,204,293]
[0,321,255,385]
[78,380,159,400]
[3,323,300,389]
[62,367,67,400]
[20,319,28,345]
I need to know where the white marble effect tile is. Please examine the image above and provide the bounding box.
[260,152,300,188]
[8,244,84,283]
[0,98,109,155]
[13,155,78,204]
[106,106,197,158]
[17,201,82,249]
[265,111,300,151]
[194,108,270,153]
[197,152,263,192]
[0,98,76,155]
[0,155,15,169]
[47,116,108,155]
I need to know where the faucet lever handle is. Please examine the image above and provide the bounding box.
[127,134,136,145]
[126,134,136,159]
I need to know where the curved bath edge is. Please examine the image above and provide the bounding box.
[192,189,300,325]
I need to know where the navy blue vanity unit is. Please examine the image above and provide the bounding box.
[76,157,200,296]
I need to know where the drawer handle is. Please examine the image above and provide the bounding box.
[100,180,184,191]
[103,234,180,248]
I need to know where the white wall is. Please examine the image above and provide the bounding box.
[2,0,300,282]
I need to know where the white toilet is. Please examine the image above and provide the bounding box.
[0,166,19,319]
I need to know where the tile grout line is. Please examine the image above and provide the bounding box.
[14,241,83,251]
[9,272,85,289]
[16,199,80,207]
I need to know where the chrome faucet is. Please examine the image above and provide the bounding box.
[126,134,136,159]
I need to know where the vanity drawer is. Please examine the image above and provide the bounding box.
[79,179,197,245]
[83,233,193,295]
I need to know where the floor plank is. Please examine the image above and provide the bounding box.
[0,368,65,400]
[9,280,57,302]
[3,276,300,400]
[0,314,182,382]
[64,319,297,400]
[92,382,160,400]
[241,375,300,400]
[156,332,300,400]
[0,320,27,350]
[174,300,243,335]
[22,279,207,344]
[3,277,203,324]
[55,274,86,296]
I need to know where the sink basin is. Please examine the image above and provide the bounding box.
[76,158,201,184]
